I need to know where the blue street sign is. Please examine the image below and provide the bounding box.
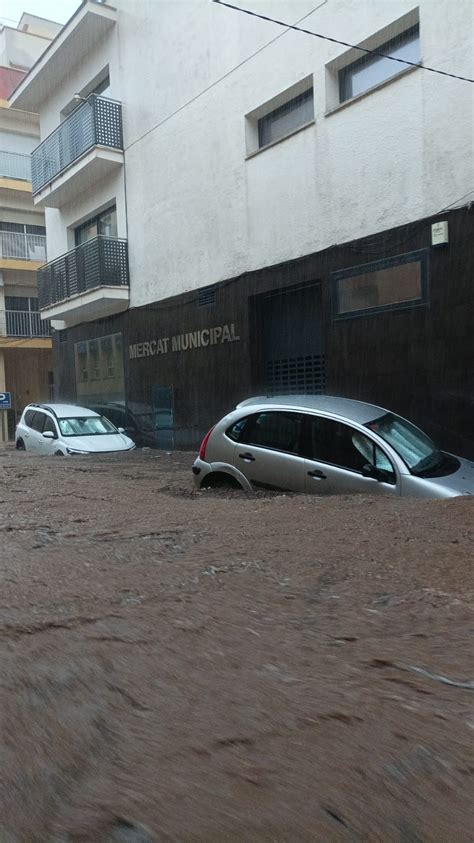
[0,392,11,410]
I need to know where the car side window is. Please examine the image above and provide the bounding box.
[226,417,250,442]
[43,416,57,436]
[245,411,303,454]
[30,411,46,433]
[308,416,395,481]
[24,410,35,427]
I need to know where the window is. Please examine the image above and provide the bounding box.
[332,250,428,319]
[307,416,395,481]
[226,417,249,442]
[30,411,46,433]
[243,412,304,454]
[339,25,420,103]
[92,74,110,97]
[75,205,117,246]
[24,410,36,427]
[258,88,314,148]
[365,413,440,476]
[58,416,117,436]
[43,416,57,436]
[74,333,125,406]
[246,76,314,155]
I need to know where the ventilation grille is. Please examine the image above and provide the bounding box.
[198,285,216,307]
[266,354,325,395]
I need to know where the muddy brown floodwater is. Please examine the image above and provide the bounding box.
[0,446,473,842]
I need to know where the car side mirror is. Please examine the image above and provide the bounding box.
[117,427,125,434]
[43,430,55,439]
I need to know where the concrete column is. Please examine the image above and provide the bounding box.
[0,349,7,443]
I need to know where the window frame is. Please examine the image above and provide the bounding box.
[331,249,429,321]
[257,87,314,150]
[245,75,314,157]
[338,24,420,104]
[42,415,58,437]
[227,411,305,456]
[303,414,396,482]
[74,204,117,247]
[29,411,46,433]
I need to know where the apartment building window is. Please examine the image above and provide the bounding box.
[74,205,117,246]
[246,76,314,155]
[258,88,314,148]
[339,24,420,102]
[332,250,428,319]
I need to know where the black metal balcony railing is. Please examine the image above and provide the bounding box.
[37,236,129,310]
[31,94,123,195]
[0,309,51,338]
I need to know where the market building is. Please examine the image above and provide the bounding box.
[0,12,61,441]
[9,0,474,454]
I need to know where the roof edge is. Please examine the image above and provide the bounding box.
[9,2,117,109]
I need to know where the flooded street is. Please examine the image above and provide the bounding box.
[1,447,473,841]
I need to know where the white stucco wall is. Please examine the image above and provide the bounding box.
[0,27,53,70]
[36,0,474,308]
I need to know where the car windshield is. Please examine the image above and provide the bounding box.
[58,416,118,437]
[365,413,443,475]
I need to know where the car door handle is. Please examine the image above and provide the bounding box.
[239,452,256,462]
[307,469,326,479]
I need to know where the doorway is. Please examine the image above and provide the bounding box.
[253,281,325,395]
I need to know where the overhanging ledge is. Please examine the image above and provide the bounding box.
[41,286,129,330]
[9,2,117,112]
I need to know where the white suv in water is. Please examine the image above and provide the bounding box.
[15,403,135,456]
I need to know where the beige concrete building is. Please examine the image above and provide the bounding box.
[0,12,61,440]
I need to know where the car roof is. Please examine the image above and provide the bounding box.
[28,403,100,419]
[236,395,389,425]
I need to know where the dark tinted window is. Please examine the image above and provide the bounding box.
[226,417,249,442]
[30,411,46,433]
[43,416,57,435]
[24,409,36,427]
[244,411,303,454]
[308,416,395,479]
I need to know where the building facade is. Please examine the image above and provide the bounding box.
[10,0,474,454]
[0,12,61,441]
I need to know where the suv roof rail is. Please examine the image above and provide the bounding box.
[28,402,59,419]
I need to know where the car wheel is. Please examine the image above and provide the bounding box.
[201,472,243,490]
[15,438,25,451]
[54,450,64,456]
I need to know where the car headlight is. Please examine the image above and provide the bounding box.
[66,447,90,455]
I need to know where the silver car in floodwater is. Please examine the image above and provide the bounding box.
[193,395,474,498]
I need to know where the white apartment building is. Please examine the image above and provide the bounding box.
[0,12,61,441]
[10,0,474,454]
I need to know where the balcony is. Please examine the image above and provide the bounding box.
[31,95,124,208]
[0,231,46,270]
[37,235,129,328]
[0,309,51,338]
[0,150,32,182]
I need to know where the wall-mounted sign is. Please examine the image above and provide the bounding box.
[129,323,240,360]
[0,392,12,410]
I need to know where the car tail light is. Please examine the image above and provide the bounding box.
[199,426,215,460]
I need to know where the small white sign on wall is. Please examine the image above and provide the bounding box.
[431,220,449,246]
